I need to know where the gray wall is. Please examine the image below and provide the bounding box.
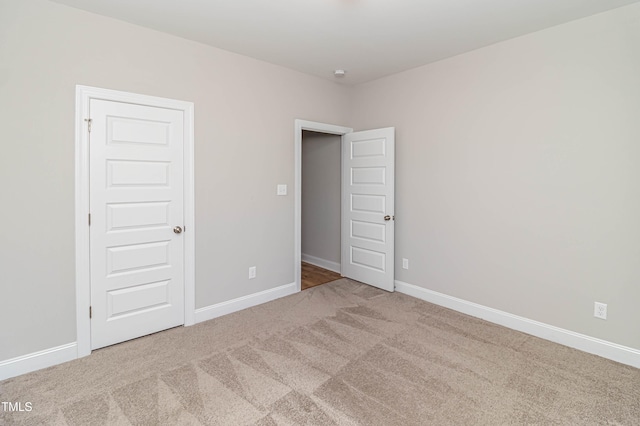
[0,0,351,361]
[351,4,640,350]
[301,131,341,266]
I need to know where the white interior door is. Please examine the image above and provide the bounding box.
[341,127,395,291]
[89,99,185,349]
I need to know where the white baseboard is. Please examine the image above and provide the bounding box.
[0,342,77,381]
[1,282,297,381]
[301,253,341,274]
[195,282,298,324]
[395,280,640,369]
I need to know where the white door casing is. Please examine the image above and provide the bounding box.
[294,120,353,291]
[341,128,395,291]
[89,99,185,349]
[76,86,195,357]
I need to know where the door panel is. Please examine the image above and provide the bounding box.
[107,160,171,186]
[351,220,385,243]
[107,280,171,318]
[341,128,395,291]
[106,202,170,231]
[90,99,184,349]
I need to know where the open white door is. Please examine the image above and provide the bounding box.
[341,127,395,291]
[89,99,185,349]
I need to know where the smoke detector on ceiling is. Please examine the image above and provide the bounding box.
[334,69,346,78]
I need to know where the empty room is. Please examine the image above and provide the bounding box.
[1,0,639,424]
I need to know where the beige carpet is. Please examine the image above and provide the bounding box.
[1,279,638,425]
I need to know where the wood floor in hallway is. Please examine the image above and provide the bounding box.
[301,262,342,290]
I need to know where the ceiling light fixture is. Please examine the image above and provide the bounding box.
[334,69,346,78]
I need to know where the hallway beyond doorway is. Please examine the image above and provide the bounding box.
[301,262,341,290]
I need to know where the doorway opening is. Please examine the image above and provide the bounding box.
[301,130,343,290]
[294,120,396,293]
[294,120,352,291]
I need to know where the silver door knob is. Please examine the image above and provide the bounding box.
[384,215,391,221]
[173,226,183,234]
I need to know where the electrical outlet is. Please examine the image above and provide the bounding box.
[402,258,409,269]
[249,266,256,279]
[594,302,607,320]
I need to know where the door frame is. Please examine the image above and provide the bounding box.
[294,120,353,291]
[75,85,195,358]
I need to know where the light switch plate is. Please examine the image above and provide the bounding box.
[277,184,287,196]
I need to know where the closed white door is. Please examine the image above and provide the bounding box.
[341,128,395,292]
[89,99,185,349]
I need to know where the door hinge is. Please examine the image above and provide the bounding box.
[89,306,92,319]
[88,213,91,226]
[84,118,92,133]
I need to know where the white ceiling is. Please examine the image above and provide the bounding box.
[51,0,640,85]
